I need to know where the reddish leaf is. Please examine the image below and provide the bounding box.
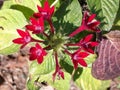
[92,30,120,80]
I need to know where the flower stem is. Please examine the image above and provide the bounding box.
[43,32,49,38]
[65,43,78,46]
[64,49,72,56]
[48,19,55,34]
[32,38,44,43]
[43,45,51,50]
[52,52,60,81]
[69,25,84,37]
[55,52,59,69]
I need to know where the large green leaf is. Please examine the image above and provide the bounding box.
[0,9,27,54]
[10,5,34,20]
[76,68,110,90]
[87,0,119,31]
[113,3,120,26]
[53,0,82,35]
[112,1,120,30]
[1,0,41,12]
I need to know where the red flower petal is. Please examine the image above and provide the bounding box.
[30,47,36,53]
[37,56,43,64]
[36,43,41,49]
[78,52,89,58]
[72,60,78,69]
[30,17,38,25]
[88,14,96,22]
[50,6,55,16]
[17,29,27,37]
[26,25,35,31]
[29,53,37,60]
[13,38,24,44]
[89,42,99,47]
[83,34,93,42]
[89,21,100,28]
[33,13,41,18]
[78,59,87,67]
[37,5,43,12]
[44,1,50,10]
[38,17,44,26]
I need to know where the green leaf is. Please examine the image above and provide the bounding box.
[27,78,39,90]
[38,72,71,90]
[0,9,27,54]
[27,71,71,90]
[87,0,120,31]
[53,0,82,34]
[10,5,34,20]
[76,68,110,90]
[60,59,83,81]
[1,0,41,12]
[85,54,97,67]
[112,1,120,30]
[114,8,120,26]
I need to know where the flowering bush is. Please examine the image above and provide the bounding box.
[0,0,120,90]
[12,1,99,81]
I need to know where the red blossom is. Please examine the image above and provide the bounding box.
[29,43,47,64]
[26,17,44,34]
[69,12,100,37]
[13,29,32,48]
[71,49,89,69]
[33,1,54,21]
[65,49,89,69]
[77,34,98,53]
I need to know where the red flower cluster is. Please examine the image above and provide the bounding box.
[13,1,100,81]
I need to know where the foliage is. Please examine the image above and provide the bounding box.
[0,0,120,90]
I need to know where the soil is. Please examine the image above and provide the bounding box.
[0,49,29,90]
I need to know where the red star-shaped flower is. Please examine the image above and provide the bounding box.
[71,49,89,69]
[26,17,44,34]
[13,29,32,48]
[69,12,100,37]
[33,1,54,21]
[77,34,98,54]
[29,43,47,64]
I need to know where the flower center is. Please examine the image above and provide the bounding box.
[36,49,42,56]
[73,54,81,60]
[24,36,31,43]
[45,33,68,51]
[35,26,42,31]
[41,11,50,20]
[41,11,48,16]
